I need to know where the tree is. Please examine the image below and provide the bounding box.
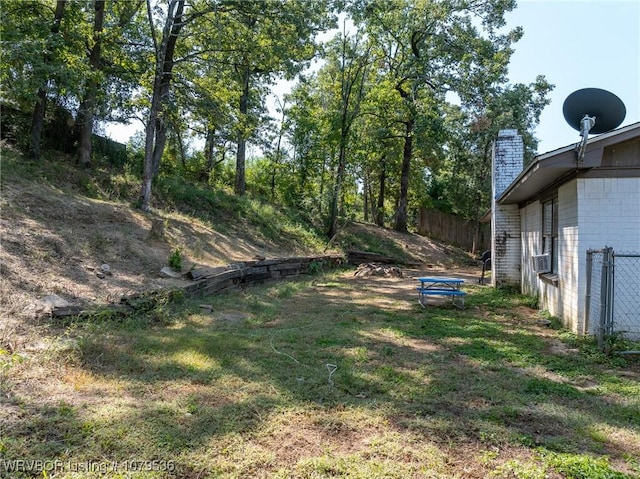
[28,0,66,160]
[280,77,330,211]
[136,0,334,208]
[352,0,523,232]
[220,0,336,195]
[324,29,371,238]
[354,73,406,227]
[2,0,554,242]
[432,76,553,252]
[1,0,146,160]
[270,96,287,200]
[139,0,187,211]
[76,0,105,168]
[0,0,79,158]
[75,0,145,168]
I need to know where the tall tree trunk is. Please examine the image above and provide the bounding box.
[204,127,215,176]
[151,93,169,177]
[141,84,160,210]
[271,98,286,200]
[140,0,185,211]
[77,0,105,168]
[363,173,369,222]
[327,31,369,237]
[376,155,386,227]
[28,0,65,160]
[327,141,347,238]
[173,127,187,169]
[368,179,377,224]
[394,118,414,232]
[235,65,250,195]
[76,98,93,167]
[216,147,228,182]
[29,89,47,160]
[318,149,328,214]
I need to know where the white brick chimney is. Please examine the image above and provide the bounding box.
[491,129,523,288]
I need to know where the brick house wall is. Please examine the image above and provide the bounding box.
[517,176,639,334]
[491,130,523,287]
[492,124,640,336]
[577,177,640,251]
[557,181,579,330]
[520,202,542,297]
[577,177,640,335]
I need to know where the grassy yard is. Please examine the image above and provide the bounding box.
[1,270,639,478]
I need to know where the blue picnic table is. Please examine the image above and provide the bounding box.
[416,277,466,309]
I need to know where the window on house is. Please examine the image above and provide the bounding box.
[542,197,558,274]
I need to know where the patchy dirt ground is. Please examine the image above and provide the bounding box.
[0,152,478,353]
[3,153,639,478]
[3,265,638,478]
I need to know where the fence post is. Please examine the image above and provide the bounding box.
[598,247,609,352]
[585,250,593,336]
[607,247,615,340]
[605,247,615,337]
[596,246,616,353]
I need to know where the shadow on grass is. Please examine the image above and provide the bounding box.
[3,274,639,477]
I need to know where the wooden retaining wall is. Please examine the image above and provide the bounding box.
[180,254,344,299]
[46,255,345,318]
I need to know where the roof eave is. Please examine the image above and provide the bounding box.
[497,122,640,205]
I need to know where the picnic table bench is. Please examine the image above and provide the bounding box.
[416,277,466,309]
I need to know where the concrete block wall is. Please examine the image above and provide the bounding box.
[491,129,524,287]
[520,181,579,333]
[557,181,579,331]
[521,196,563,324]
[520,202,542,297]
[492,204,522,287]
[577,177,640,337]
[518,174,639,335]
[577,178,640,251]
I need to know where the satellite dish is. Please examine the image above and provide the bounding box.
[563,88,626,134]
[563,88,626,162]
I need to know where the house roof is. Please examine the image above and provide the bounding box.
[498,121,640,205]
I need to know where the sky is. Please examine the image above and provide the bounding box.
[108,1,640,157]
[502,0,640,154]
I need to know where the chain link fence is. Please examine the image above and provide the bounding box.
[586,247,640,351]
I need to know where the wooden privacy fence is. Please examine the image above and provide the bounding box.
[417,208,489,253]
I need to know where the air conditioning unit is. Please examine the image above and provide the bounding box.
[532,254,551,273]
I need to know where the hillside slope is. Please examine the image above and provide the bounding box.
[0,144,474,345]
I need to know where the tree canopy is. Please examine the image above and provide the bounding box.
[0,0,553,239]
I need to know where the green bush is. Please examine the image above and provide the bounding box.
[169,248,182,271]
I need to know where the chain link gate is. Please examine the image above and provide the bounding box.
[586,247,640,352]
